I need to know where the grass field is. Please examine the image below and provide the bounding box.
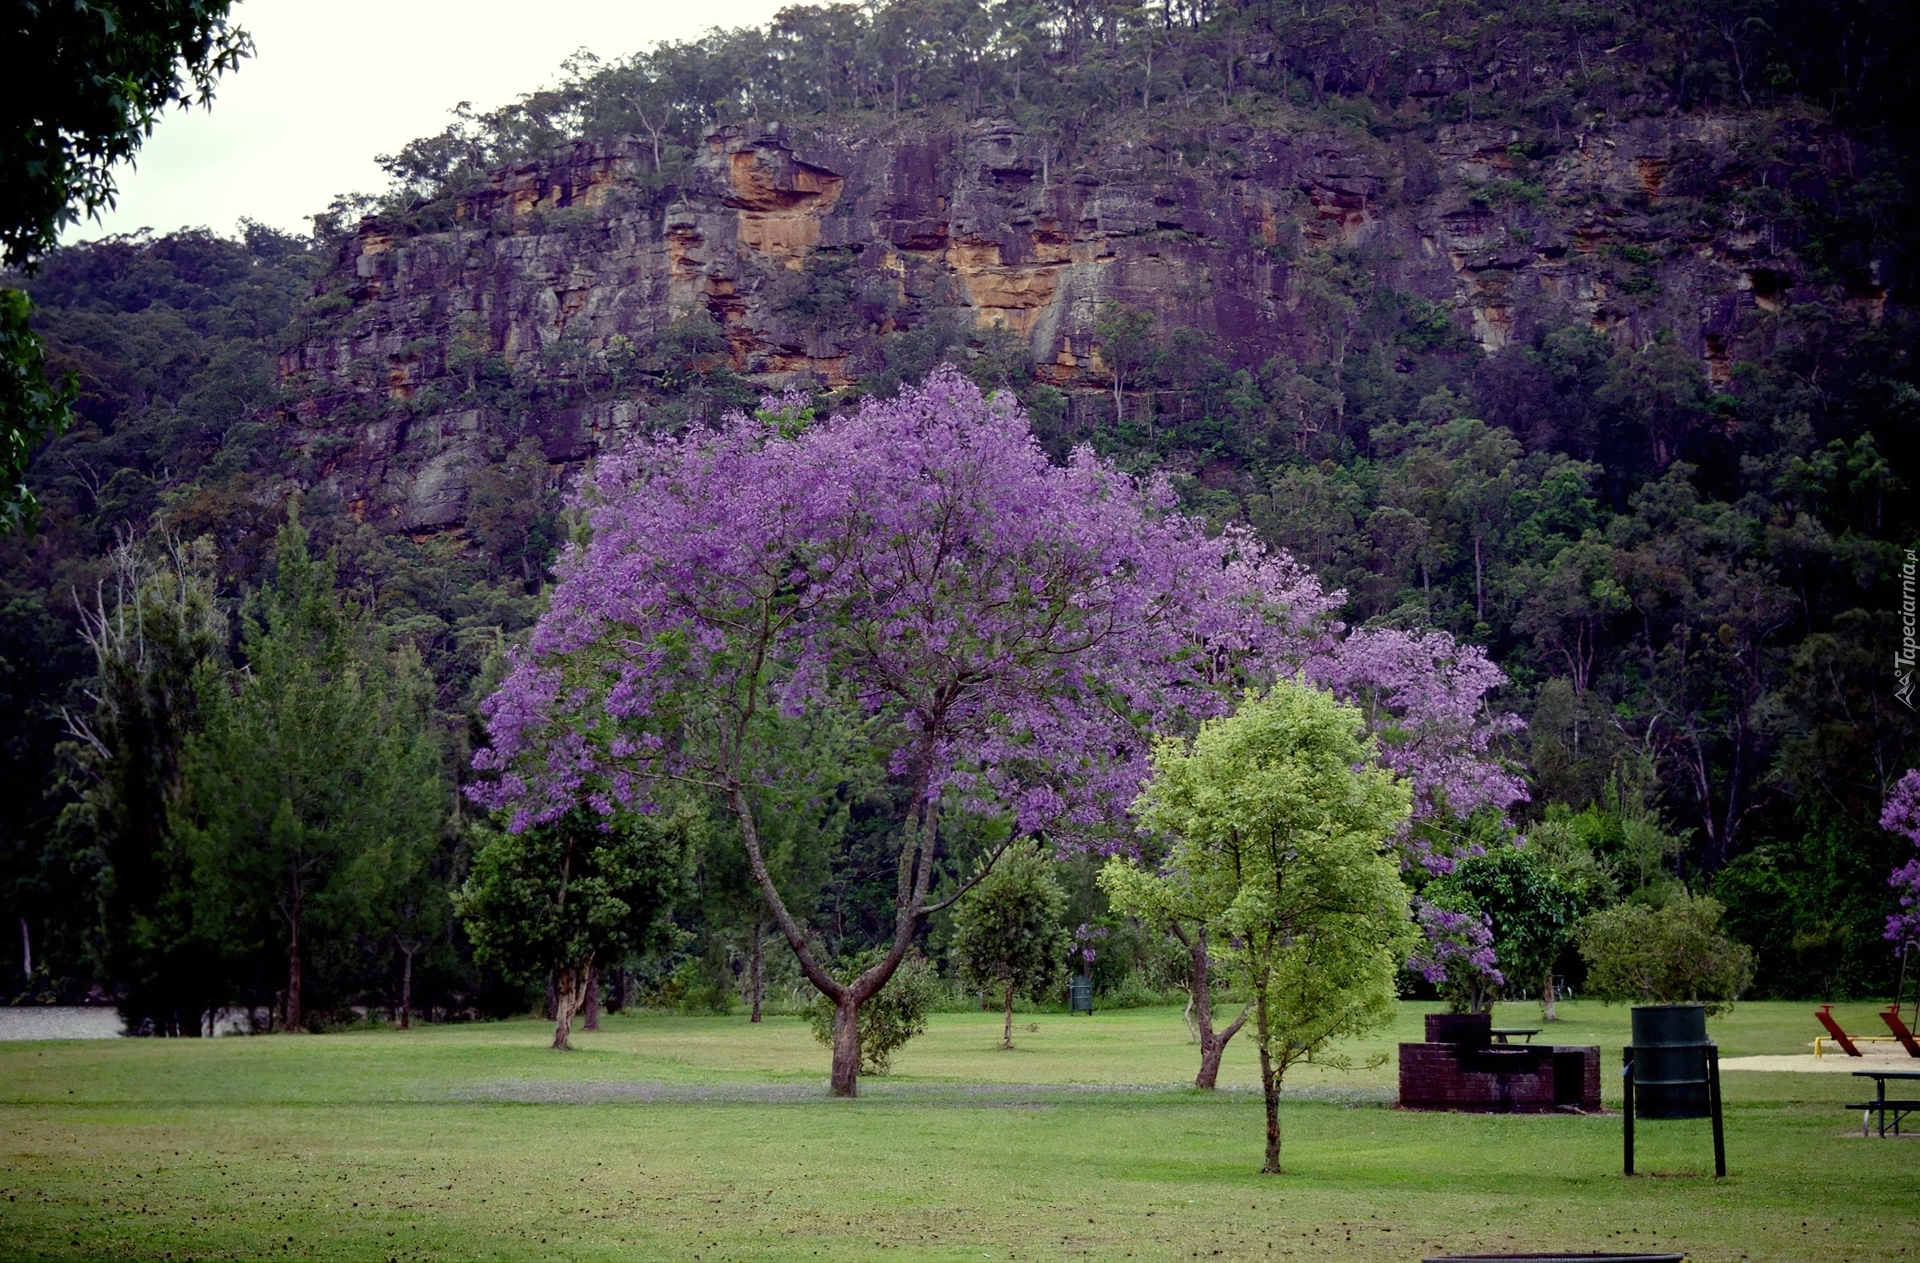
[2,1000,1915,1261]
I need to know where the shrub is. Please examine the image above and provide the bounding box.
[1577,893,1754,1015]
[805,950,939,1075]
[648,957,733,1015]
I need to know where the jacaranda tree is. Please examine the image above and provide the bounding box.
[1881,769,1920,952]
[471,369,1519,1095]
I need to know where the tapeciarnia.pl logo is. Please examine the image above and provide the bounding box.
[1899,548,1917,709]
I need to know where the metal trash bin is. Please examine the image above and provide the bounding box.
[1623,1002,1725,1177]
[1068,975,1093,1014]
[1630,1004,1712,1119]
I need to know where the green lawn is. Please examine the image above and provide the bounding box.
[1,1000,1914,1261]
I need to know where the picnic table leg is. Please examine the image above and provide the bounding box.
[1709,1047,1726,1178]
[1880,1077,1888,1139]
[1622,1049,1635,1177]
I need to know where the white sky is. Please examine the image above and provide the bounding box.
[66,0,791,244]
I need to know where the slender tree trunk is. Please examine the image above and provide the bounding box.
[286,885,303,1034]
[583,963,601,1031]
[1473,534,1485,621]
[1256,987,1282,1174]
[749,920,765,1023]
[399,946,414,1030]
[1542,967,1558,1022]
[830,994,861,1095]
[545,971,557,1021]
[18,914,29,981]
[1003,983,1015,1050]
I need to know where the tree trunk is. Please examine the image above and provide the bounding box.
[399,945,414,1030]
[285,890,303,1034]
[552,963,590,1051]
[18,914,29,982]
[582,963,601,1031]
[1542,968,1558,1022]
[830,994,861,1095]
[544,971,557,1021]
[1473,534,1485,621]
[1197,1034,1232,1088]
[1002,983,1015,1050]
[1256,988,1282,1174]
[749,920,765,1023]
[1178,923,1250,1090]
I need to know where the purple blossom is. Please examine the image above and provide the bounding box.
[467,370,1523,874]
[1882,770,1920,946]
[1073,922,1108,967]
[1406,897,1504,990]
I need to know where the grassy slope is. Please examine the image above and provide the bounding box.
[1,1001,1913,1261]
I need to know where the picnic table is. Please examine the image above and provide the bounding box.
[1488,1027,1540,1044]
[1849,1069,1920,1137]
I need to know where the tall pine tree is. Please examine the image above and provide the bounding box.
[174,506,443,1032]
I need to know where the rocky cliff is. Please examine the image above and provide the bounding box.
[280,109,1882,528]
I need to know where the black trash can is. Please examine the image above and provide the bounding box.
[1068,975,1093,1014]
[1629,1004,1711,1120]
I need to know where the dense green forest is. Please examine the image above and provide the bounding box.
[5,0,1919,1029]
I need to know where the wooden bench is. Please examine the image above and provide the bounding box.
[1848,1069,1920,1137]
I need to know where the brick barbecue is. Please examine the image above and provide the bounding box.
[1399,1013,1602,1113]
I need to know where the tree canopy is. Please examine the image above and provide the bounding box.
[173,509,444,1033]
[2,0,250,533]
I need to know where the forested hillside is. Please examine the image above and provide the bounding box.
[5,0,1918,1026]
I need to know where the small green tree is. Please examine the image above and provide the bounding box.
[174,509,444,1032]
[1094,304,1155,426]
[457,807,691,1049]
[1438,845,1584,1020]
[951,840,1068,1049]
[1113,681,1413,1174]
[1577,892,1754,1015]
[807,949,940,1074]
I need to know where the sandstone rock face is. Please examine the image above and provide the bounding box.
[280,113,1868,527]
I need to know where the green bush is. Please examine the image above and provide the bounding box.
[1576,893,1755,1015]
[648,957,733,1015]
[1095,971,1184,1010]
[805,950,939,1075]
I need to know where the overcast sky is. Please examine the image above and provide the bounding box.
[67,0,791,244]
